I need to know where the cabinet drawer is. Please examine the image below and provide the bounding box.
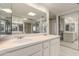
[3,43,42,56]
[50,43,60,56]
[50,38,60,56]
[43,41,49,48]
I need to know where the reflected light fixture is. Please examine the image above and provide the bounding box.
[1,9,12,13]
[24,18,28,21]
[28,12,36,16]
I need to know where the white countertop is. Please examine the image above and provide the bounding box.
[0,35,60,55]
[64,31,76,33]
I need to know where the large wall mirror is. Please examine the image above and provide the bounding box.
[12,3,47,34]
[0,3,12,35]
[0,3,47,35]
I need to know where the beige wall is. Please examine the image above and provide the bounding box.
[24,22,32,33]
[60,18,64,31]
[49,18,57,35]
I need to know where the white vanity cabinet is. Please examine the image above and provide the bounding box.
[50,38,60,56]
[32,51,42,56]
[1,36,60,56]
[42,41,49,56]
[3,43,42,56]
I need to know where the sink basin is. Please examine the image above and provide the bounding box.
[12,37,33,44]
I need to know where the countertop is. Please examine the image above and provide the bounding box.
[0,35,60,55]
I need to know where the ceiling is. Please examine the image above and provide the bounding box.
[12,3,46,20]
[35,3,79,16]
[0,3,79,19]
[0,3,11,19]
[0,3,46,20]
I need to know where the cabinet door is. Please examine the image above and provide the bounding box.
[50,38,60,56]
[43,48,49,56]
[3,43,42,56]
[43,41,49,56]
[50,43,60,56]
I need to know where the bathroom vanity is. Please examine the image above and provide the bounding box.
[0,34,60,56]
[63,32,77,42]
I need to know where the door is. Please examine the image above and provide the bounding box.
[24,22,32,33]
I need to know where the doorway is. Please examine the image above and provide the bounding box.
[59,12,78,50]
[24,22,32,33]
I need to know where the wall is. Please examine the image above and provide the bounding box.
[60,17,64,32]
[49,17,57,35]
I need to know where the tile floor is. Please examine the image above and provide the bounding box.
[60,46,79,56]
[60,40,78,49]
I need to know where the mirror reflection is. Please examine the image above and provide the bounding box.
[0,3,12,34]
[12,3,47,34]
[0,3,47,35]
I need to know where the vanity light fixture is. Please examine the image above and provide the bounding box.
[28,12,36,16]
[1,9,12,13]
